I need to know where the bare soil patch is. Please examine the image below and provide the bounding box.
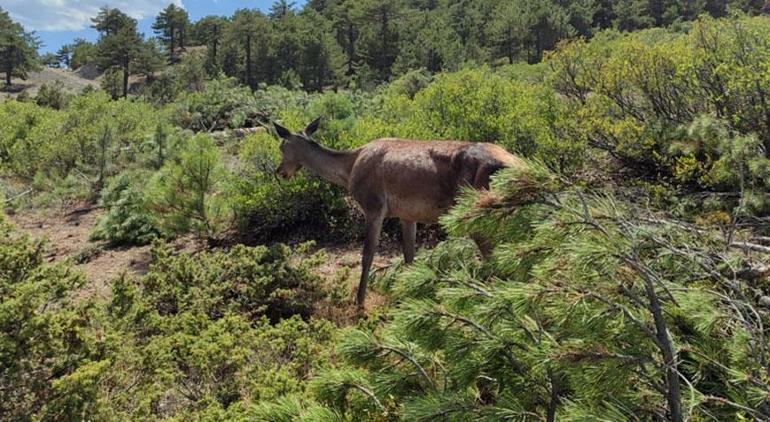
[1,67,99,99]
[7,207,152,298]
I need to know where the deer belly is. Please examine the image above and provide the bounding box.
[386,195,451,224]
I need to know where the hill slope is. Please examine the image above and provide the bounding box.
[1,67,100,99]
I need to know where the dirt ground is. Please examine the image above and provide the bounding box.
[7,208,154,298]
[1,67,100,99]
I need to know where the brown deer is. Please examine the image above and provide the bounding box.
[273,117,525,308]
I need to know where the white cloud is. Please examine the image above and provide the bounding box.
[3,0,184,31]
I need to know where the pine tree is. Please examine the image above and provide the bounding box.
[152,4,190,63]
[69,38,96,69]
[0,7,40,86]
[147,134,230,239]
[91,6,133,36]
[269,0,297,19]
[330,0,360,78]
[191,16,227,76]
[296,9,344,90]
[227,9,270,90]
[93,7,142,98]
[132,38,164,82]
[613,0,654,31]
[56,44,72,68]
[40,52,59,68]
[352,0,402,80]
[394,8,462,73]
[488,1,529,64]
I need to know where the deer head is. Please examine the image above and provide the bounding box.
[273,117,322,179]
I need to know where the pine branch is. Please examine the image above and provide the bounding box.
[377,344,437,392]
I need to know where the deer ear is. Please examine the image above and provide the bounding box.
[304,116,322,137]
[274,122,292,140]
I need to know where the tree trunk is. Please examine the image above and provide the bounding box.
[546,371,563,422]
[170,24,175,62]
[245,34,253,90]
[122,57,129,98]
[346,22,356,76]
[4,50,11,86]
[380,9,390,77]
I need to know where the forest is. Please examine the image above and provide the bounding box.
[2,0,770,420]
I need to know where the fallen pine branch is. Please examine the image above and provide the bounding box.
[5,188,33,203]
[729,241,770,254]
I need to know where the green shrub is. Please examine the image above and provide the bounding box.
[0,216,341,419]
[0,217,104,419]
[0,100,60,179]
[385,67,434,99]
[96,241,337,418]
[231,131,358,242]
[137,241,328,323]
[91,171,160,246]
[1,91,158,202]
[548,15,770,197]
[35,80,71,109]
[171,78,272,131]
[147,133,231,239]
[385,67,584,173]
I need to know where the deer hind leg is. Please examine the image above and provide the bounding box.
[356,210,385,308]
[471,234,494,259]
[401,219,416,264]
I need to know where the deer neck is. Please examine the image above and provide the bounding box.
[297,140,357,188]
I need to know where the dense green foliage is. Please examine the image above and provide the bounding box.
[0,216,96,419]
[3,7,770,421]
[153,4,190,63]
[315,166,770,420]
[21,0,770,92]
[0,215,342,419]
[549,17,770,199]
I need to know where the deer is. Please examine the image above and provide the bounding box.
[272,117,526,308]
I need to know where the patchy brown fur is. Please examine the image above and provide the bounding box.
[274,119,525,308]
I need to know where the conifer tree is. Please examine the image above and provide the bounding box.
[69,38,96,69]
[0,7,40,86]
[270,0,297,19]
[93,7,142,97]
[56,44,72,68]
[330,0,360,78]
[191,16,227,76]
[296,9,344,91]
[227,9,270,90]
[352,0,402,80]
[152,4,190,63]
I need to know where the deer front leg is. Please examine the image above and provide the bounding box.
[401,219,416,264]
[356,212,384,308]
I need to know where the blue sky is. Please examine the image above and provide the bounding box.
[2,0,302,54]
